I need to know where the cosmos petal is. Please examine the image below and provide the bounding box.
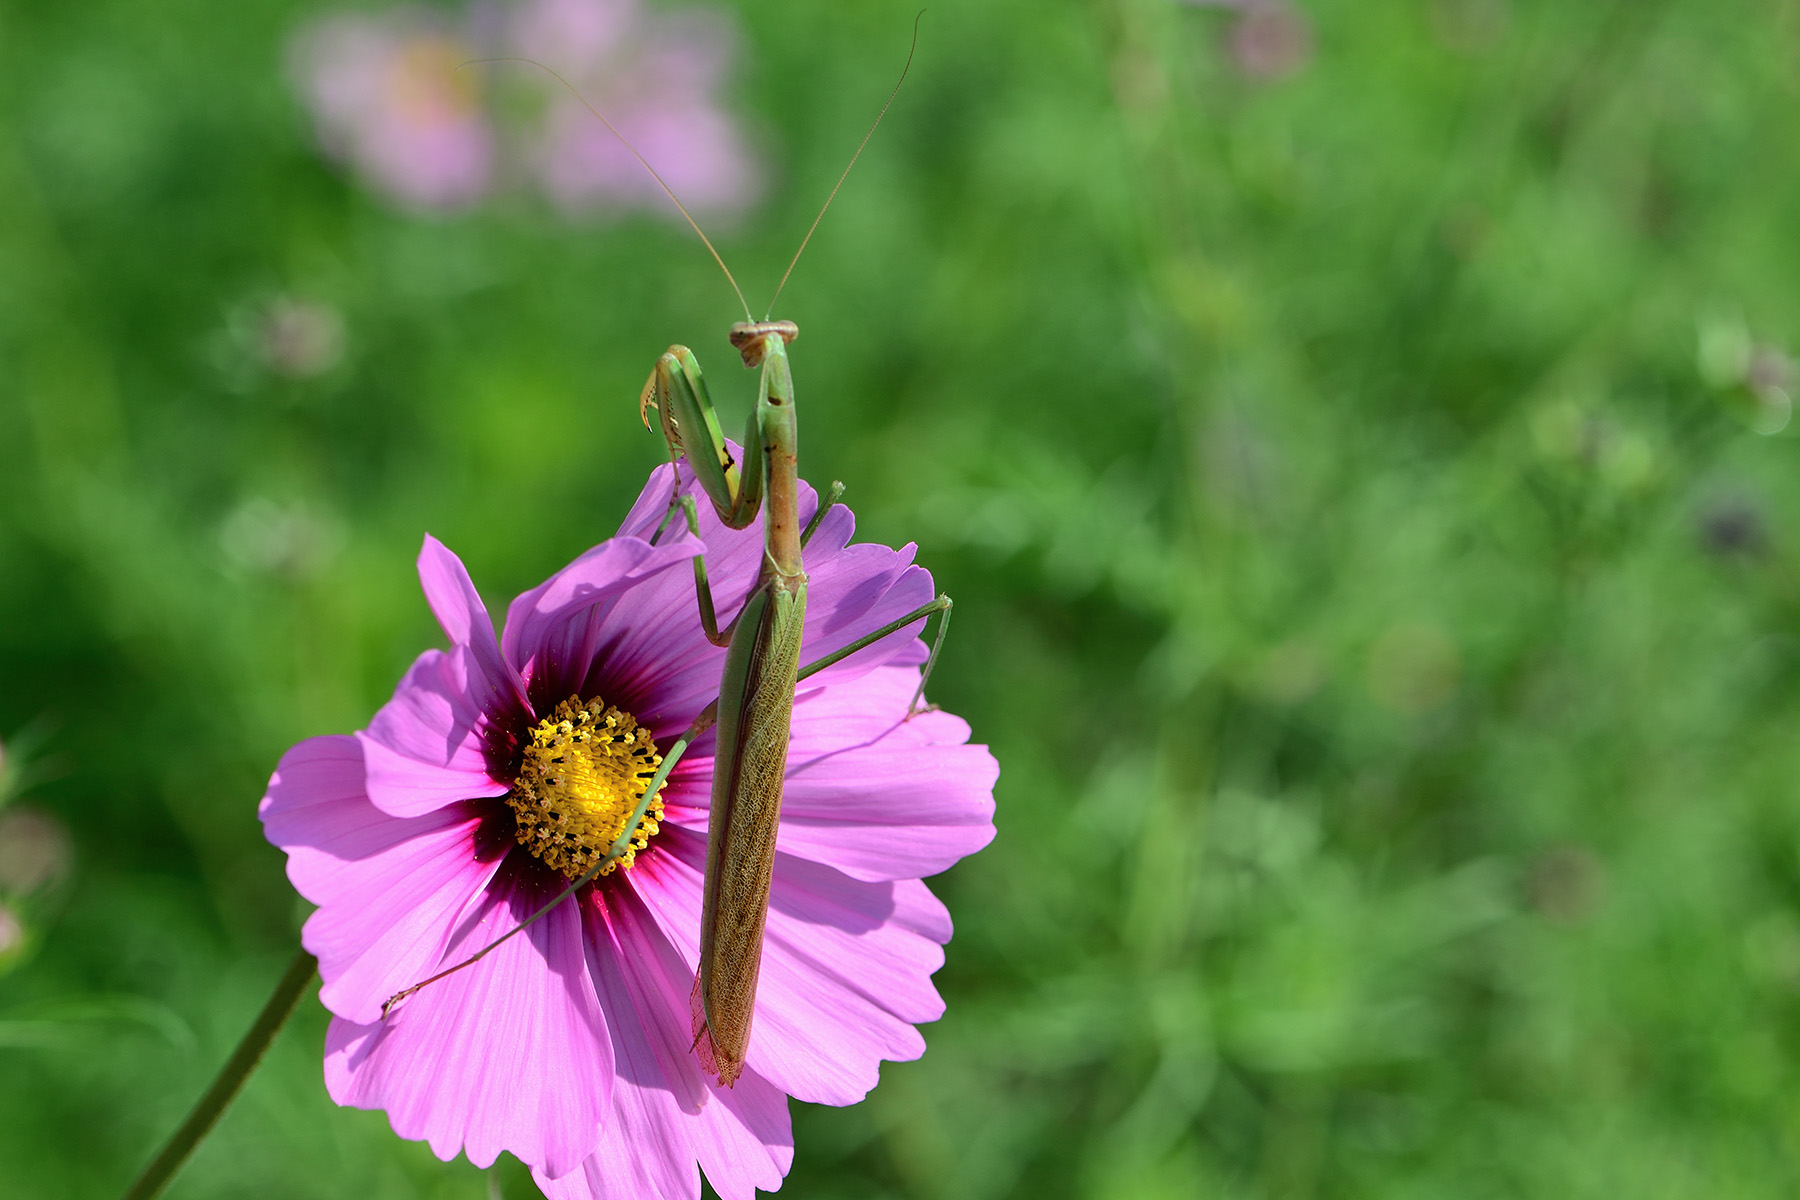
[796,532,936,688]
[324,866,613,1179]
[751,863,955,1105]
[359,648,512,817]
[417,534,530,721]
[500,529,703,714]
[778,664,999,881]
[632,826,952,1107]
[532,880,790,1200]
[257,732,506,1024]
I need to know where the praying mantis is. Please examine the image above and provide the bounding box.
[384,29,952,1089]
[637,30,949,1083]
[643,315,952,1086]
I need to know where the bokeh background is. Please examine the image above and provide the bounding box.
[5,0,1800,1195]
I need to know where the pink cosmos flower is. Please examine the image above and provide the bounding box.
[510,0,761,218]
[259,463,997,1197]
[288,0,760,221]
[290,11,496,211]
[1181,0,1315,82]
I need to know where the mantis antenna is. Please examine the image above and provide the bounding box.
[465,56,755,323]
[762,12,924,319]
[473,11,922,321]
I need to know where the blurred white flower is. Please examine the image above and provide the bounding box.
[258,296,346,378]
[0,808,71,897]
[1695,311,1793,435]
[220,498,344,579]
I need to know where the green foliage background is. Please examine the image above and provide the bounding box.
[5,0,1800,1196]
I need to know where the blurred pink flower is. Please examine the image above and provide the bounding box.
[1228,2,1313,80]
[288,0,760,221]
[259,463,996,1197]
[1182,0,1315,82]
[511,0,760,218]
[291,11,496,210]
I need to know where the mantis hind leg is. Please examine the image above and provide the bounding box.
[796,593,954,717]
[800,480,845,548]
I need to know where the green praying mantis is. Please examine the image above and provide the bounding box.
[643,317,951,1086]
[383,30,952,1089]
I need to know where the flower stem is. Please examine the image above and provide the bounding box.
[121,946,316,1200]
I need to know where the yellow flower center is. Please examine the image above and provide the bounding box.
[507,696,665,880]
[387,37,482,125]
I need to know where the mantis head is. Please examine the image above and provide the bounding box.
[728,320,800,368]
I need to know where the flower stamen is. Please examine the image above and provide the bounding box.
[508,696,664,879]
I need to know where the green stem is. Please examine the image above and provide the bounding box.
[121,946,316,1200]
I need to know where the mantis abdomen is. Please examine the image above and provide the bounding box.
[692,576,806,1086]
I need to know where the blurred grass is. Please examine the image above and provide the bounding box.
[6,0,1800,1196]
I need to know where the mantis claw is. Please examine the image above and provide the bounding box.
[639,370,660,431]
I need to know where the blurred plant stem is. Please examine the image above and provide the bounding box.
[120,949,316,1200]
